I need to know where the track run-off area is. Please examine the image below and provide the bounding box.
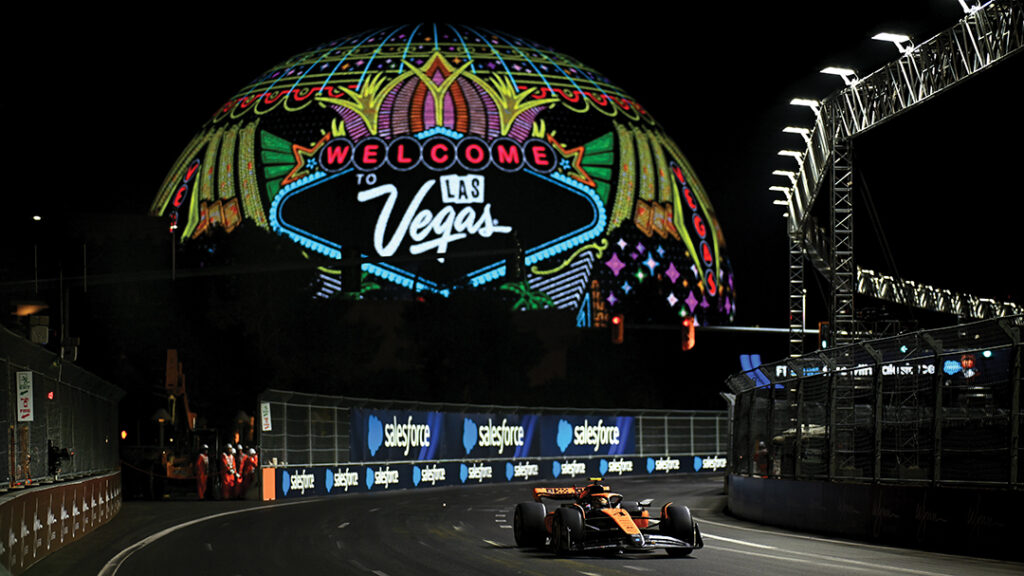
[26,475,1022,576]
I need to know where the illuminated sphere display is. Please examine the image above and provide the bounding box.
[150,24,736,327]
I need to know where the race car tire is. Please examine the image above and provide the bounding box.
[662,505,695,557]
[513,502,547,548]
[551,507,584,555]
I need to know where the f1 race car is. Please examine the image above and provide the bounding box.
[513,479,704,556]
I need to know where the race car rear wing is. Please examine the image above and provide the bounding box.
[532,486,583,502]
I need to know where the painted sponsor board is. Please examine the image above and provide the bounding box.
[352,409,638,461]
[449,413,541,460]
[350,408,445,462]
[541,415,636,457]
[271,454,720,500]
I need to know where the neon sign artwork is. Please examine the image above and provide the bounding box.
[150,24,735,326]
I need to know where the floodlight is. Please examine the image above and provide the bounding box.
[777,150,803,162]
[957,0,980,14]
[821,67,858,86]
[772,170,797,185]
[790,98,820,114]
[783,126,811,143]
[872,32,914,54]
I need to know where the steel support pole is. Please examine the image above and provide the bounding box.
[1000,319,1020,485]
[789,231,806,357]
[830,135,855,346]
[923,334,943,483]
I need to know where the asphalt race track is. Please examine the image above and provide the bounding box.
[26,475,1023,576]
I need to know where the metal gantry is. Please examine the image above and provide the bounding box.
[788,233,805,357]
[781,0,1023,332]
[830,136,856,346]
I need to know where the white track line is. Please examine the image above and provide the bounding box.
[702,533,776,549]
[99,501,313,576]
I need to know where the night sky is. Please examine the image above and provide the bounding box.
[4,2,1021,412]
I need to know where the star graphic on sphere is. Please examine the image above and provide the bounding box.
[622,281,632,294]
[685,291,699,312]
[644,255,658,274]
[667,292,678,307]
[666,263,680,284]
[606,292,618,306]
[617,238,627,250]
[605,253,626,277]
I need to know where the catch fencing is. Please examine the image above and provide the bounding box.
[257,390,728,468]
[727,315,1022,486]
[1,326,123,489]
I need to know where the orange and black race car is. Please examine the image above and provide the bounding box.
[512,478,704,556]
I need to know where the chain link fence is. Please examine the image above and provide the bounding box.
[1,327,123,489]
[727,315,1022,486]
[257,389,728,467]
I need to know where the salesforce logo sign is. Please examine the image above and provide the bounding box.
[366,466,400,490]
[281,469,315,496]
[367,414,384,456]
[600,458,634,476]
[646,457,681,474]
[463,419,478,454]
[460,462,493,483]
[556,420,573,453]
[552,460,586,479]
[413,464,446,487]
[506,461,539,481]
[557,418,621,453]
[325,468,360,493]
[368,413,432,458]
[693,456,727,472]
[463,417,526,455]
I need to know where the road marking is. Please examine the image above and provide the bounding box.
[337,522,350,529]
[623,565,651,571]
[371,570,390,576]
[483,539,504,547]
[369,507,381,513]
[702,533,777,549]
[203,543,213,552]
[697,517,922,554]
[579,572,603,576]
[99,500,313,576]
[498,525,512,529]
[712,544,959,576]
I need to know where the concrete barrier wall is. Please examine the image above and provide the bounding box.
[0,472,121,575]
[728,474,1023,561]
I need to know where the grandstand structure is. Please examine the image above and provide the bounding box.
[780,0,1023,355]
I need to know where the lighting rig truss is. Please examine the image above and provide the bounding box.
[784,0,1022,351]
